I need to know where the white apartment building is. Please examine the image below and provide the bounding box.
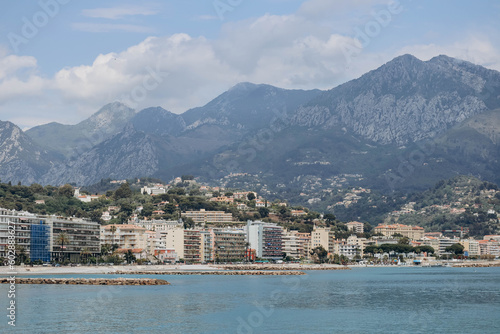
[133,219,183,232]
[246,221,284,259]
[346,221,364,234]
[283,231,301,259]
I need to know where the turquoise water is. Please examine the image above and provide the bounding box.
[1,267,500,333]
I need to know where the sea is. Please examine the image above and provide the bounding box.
[1,267,499,334]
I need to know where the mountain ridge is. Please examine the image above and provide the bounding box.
[2,54,500,196]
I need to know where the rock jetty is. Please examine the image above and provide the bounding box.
[215,265,350,271]
[0,277,170,285]
[110,270,306,276]
[452,262,500,268]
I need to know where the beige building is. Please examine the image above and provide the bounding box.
[311,227,334,253]
[133,219,183,232]
[478,239,500,256]
[374,223,425,240]
[460,239,480,256]
[346,235,367,256]
[182,209,233,223]
[161,228,201,263]
[283,231,301,259]
[100,224,148,251]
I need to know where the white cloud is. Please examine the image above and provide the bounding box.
[0,0,499,129]
[0,54,37,80]
[82,6,158,20]
[72,23,155,33]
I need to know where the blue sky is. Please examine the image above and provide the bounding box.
[0,0,499,128]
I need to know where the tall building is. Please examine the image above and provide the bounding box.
[200,230,214,263]
[1,208,100,262]
[311,227,334,253]
[247,221,284,260]
[49,216,100,261]
[0,208,50,262]
[283,231,301,259]
[214,229,246,262]
[161,228,201,263]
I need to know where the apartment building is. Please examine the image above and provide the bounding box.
[460,238,480,256]
[247,221,284,259]
[161,228,201,263]
[214,229,246,262]
[49,216,100,261]
[311,227,334,253]
[182,209,233,223]
[0,208,50,262]
[478,239,500,256]
[346,221,364,234]
[283,231,301,259]
[132,219,183,232]
[374,223,425,240]
[1,208,100,262]
[100,224,147,251]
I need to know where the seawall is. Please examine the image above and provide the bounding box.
[0,277,170,285]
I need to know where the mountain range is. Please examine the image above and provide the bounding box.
[2,54,500,200]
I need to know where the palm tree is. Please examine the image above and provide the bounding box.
[244,242,251,263]
[80,247,91,264]
[56,232,70,263]
[110,225,117,247]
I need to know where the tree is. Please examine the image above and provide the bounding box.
[183,217,195,229]
[56,232,70,262]
[110,225,117,247]
[15,245,28,265]
[101,244,112,257]
[419,245,435,254]
[258,207,270,218]
[58,184,74,198]
[80,247,91,264]
[89,210,102,223]
[114,183,132,200]
[398,237,410,245]
[247,193,256,201]
[124,250,136,264]
[324,213,336,224]
[445,243,464,255]
[310,246,328,264]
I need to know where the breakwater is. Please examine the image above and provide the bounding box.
[0,277,170,285]
[111,270,306,275]
[452,262,500,268]
[215,265,351,271]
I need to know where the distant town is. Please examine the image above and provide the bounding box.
[1,176,499,267]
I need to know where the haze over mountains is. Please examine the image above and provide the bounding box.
[1,54,500,196]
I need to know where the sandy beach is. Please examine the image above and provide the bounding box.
[0,263,348,275]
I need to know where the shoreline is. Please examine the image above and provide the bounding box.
[1,261,499,276]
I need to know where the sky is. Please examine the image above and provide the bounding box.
[0,0,499,129]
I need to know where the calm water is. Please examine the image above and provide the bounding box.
[1,267,500,334]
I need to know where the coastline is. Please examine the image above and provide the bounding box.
[1,261,499,276]
[0,263,345,275]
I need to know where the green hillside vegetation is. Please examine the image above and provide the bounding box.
[0,180,348,233]
[394,176,500,236]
